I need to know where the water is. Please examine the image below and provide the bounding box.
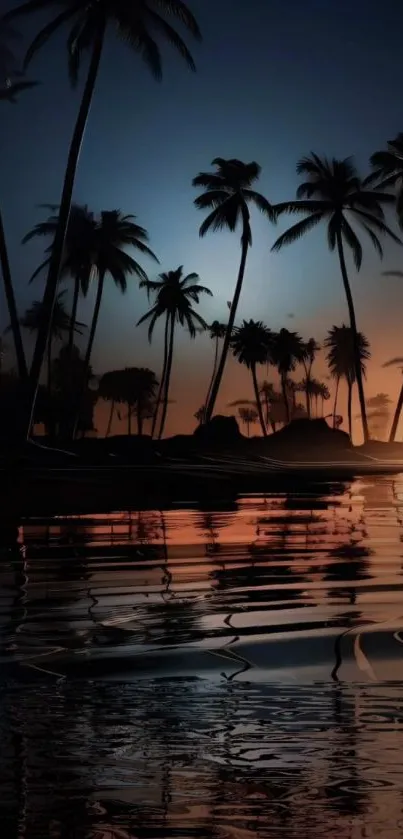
[2,475,403,837]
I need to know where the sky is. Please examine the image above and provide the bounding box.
[2,0,403,439]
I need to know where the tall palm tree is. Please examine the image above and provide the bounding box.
[270,328,306,423]
[367,134,403,226]
[300,337,320,418]
[272,154,401,442]
[230,320,272,436]
[137,267,211,439]
[73,210,157,437]
[325,325,370,440]
[238,406,258,437]
[0,22,38,380]
[3,0,201,440]
[204,320,226,418]
[382,357,403,442]
[23,203,96,355]
[193,158,275,421]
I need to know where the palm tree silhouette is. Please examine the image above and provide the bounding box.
[230,320,272,436]
[119,367,159,436]
[193,158,275,421]
[325,325,370,439]
[72,210,157,437]
[0,22,38,380]
[382,356,403,441]
[238,406,258,436]
[17,291,85,399]
[270,328,306,423]
[272,154,400,441]
[259,380,276,432]
[138,267,211,439]
[367,133,403,225]
[23,203,96,356]
[3,0,201,440]
[300,337,320,417]
[98,370,122,438]
[204,320,226,419]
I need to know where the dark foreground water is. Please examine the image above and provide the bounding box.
[2,475,403,837]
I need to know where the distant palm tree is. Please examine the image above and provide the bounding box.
[73,210,157,438]
[382,357,403,441]
[301,337,320,418]
[272,154,400,442]
[23,204,96,355]
[204,320,226,419]
[325,325,370,439]
[98,370,123,438]
[238,406,258,437]
[0,23,38,380]
[259,380,276,432]
[270,328,306,423]
[230,320,272,436]
[316,381,331,415]
[3,0,201,440]
[18,291,84,397]
[117,367,158,436]
[365,393,392,441]
[193,158,275,421]
[138,267,211,439]
[367,134,403,225]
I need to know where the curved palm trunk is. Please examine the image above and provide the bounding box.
[281,373,290,423]
[204,335,220,418]
[251,363,267,436]
[332,376,340,428]
[205,230,249,422]
[151,314,169,439]
[347,379,353,440]
[0,209,27,380]
[389,382,403,442]
[23,25,106,441]
[68,276,80,357]
[105,399,115,437]
[336,230,369,442]
[72,271,105,439]
[158,314,175,440]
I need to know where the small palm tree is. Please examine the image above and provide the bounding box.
[193,158,275,421]
[117,367,159,436]
[300,337,320,418]
[3,0,201,439]
[230,320,272,436]
[270,328,306,423]
[204,320,226,419]
[138,267,211,439]
[238,406,258,437]
[325,325,370,440]
[98,370,123,438]
[367,134,403,225]
[272,154,401,441]
[259,380,276,432]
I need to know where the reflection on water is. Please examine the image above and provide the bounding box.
[2,475,403,836]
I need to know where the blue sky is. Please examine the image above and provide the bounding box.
[2,0,403,434]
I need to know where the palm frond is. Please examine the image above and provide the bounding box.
[340,216,362,269]
[271,212,323,251]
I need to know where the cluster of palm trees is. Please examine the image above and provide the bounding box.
[3,2,403,443]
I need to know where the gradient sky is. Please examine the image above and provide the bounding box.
[2,0,403,439]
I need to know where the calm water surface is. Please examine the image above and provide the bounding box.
[2,475,403,837]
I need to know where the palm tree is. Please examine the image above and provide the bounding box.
[17,291,84,398]
[73,210,157,438]
[317,381,331,415]
[272,154,401,442]
[301,337,320,418]
[193,158,275,421]
[367,134,403,225]
[325,325,370,440]
[238,406,258,437]
[3,0,201,440]
[270,328,306,423]
[230,320,272,436]
[382,357,403,442]
[0,23,38,380]
[98,370,122,438]
[259,380,276,432]
[204,320,226,418]
[128,367,158,437]
[23,204,96,355]
[138,267,211,439]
